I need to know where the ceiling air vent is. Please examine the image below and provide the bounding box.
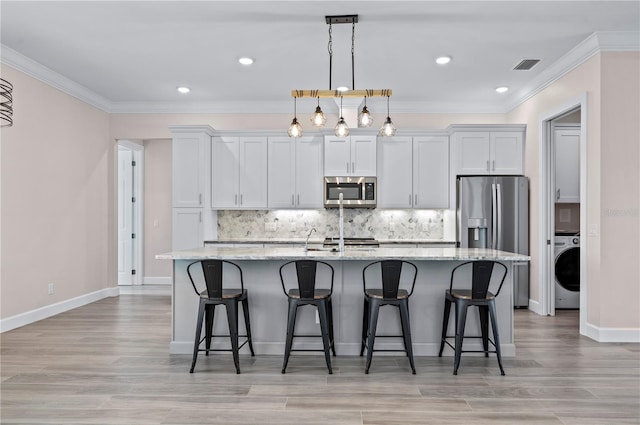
[513,59,540,70]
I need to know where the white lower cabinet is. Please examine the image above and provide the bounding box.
[212,136,268,209]
[377,135,449,209]
[172,208,203,250]
[268,136,323,209]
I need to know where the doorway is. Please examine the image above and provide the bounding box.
[117,140,144,285]
[538,93,588,336]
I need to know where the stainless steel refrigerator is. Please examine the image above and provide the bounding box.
[457,176,529,308]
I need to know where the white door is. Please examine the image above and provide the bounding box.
[492,132,524,174]
[268,137,295,208]
[212,136,240,208]
[377,136,413,208]
[413,136,449,208]
[324,136,351,176]
[295,136,324,208]
[456,132,491,174]
[239,137,268,208]
[350,136,377,176]
[118,148,134,285]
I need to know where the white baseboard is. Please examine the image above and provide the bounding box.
[584,322,640,343]
[143,276,172,285]
[528,298,544,315]
[119,284,171,296]
[0,287,120,333]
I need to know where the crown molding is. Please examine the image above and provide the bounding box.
[1,45,112,112]
[502,31,640,112]
[2,31,638,116]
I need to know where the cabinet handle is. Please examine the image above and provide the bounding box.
[199,211,202,223]
[415,194,418,205]
[240,194,243,205]
[346,162,350,174]
[352,162,355,174]
[198,193,202,205]
[556,189,560,200]
[492,160,495,171]
[297,194,300,205]
[486,160,490,171]
[292,194,295,206]
[234,194,238,205]
[409,194,412,206]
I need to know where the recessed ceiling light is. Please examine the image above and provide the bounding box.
[495,86,509,94]
[238,57,254,65]
[336,86,349,92]
[435,56,452,65]
[176,86,190,94]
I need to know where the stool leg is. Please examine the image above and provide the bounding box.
[225,300,241,374]
[360,297,369,356]
[241,296,255,356]
[327,298,336,357]
[365,299,380,374]
[439,299,451,357]
[453,300,468,376]
[190,301,206,373]
[317,301,333,374]
[399,300,416,374]
[281,299,298,374]
[488,300,505,376]
[205,304,215,356]
[479,305,489,357]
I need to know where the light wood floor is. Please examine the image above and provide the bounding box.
[1,295,639,424]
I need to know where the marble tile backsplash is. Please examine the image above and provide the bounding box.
[217,209,445,240]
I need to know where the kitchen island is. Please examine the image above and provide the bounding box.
[157,246,530,356]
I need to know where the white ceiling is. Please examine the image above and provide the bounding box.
[1,1,639,114]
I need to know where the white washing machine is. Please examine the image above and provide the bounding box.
[554,234,580,309]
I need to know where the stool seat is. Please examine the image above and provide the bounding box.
[365,288,410,300]
[200,289,246,299]
[447,289,496,300]
[287,288,331,300]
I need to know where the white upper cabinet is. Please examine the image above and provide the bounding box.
[268,136,323,209]
[554,127,580,203]
[413,136,449,209]
[324,135,376,176]
[171,129,211,208]
[212,136,268,209]
[377,135,450,209]
[377,136,413,208]
[453,127,524,175]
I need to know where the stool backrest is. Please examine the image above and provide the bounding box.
[450,261,507,298]
[279,260,334,299]
[363,260,418,299]
[186,260,244,299]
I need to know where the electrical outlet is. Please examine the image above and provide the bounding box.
[265,222,277,232]
[48,283,55,295]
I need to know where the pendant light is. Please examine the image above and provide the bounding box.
[335,96,350,137]
[378,95,396,137]
[358,95,373,128]
[288,97,303,138]
[310,96,327,127]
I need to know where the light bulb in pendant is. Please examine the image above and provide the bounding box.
[335,117,350,137]
[288,117,303,138]
[379,116,396,137]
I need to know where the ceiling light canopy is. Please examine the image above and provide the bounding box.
[288,14,395,137]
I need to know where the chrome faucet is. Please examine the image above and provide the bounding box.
[305,227,317,251]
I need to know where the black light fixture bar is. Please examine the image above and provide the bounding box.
[325,15,358,25]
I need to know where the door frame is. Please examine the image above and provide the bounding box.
[117,140,144,285]
[538,93,588,335]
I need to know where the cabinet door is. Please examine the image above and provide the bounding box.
[351,135,377,176]
[239,137,268,208]
[413,136,450,209]
[554,128,580,203]
[377,136,413,208]
[211,136,240,208]
[456,132,491,175]
[295,136,324,208]
[172,135,206,207]
[268,137,296,208]
[491,132,523,174]
[324,136,351,176]
[172,208,203,250]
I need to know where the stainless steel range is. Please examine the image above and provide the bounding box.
[323,237,379,248]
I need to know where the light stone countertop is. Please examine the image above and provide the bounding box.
[157,246,530,262]
[203,239,456,245]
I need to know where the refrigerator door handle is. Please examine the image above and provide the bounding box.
[496,183,503,250]
[491,183,497,248]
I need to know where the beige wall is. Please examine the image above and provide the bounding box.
[508,51,640,329]
[1,64,112,319]
[143,139,172,278]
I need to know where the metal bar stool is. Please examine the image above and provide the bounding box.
[279,260,335,374]
[438,260,508,375]
[361,260,418,374]
[187,259,254,374]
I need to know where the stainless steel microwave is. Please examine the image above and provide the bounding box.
[324,176,377,208]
